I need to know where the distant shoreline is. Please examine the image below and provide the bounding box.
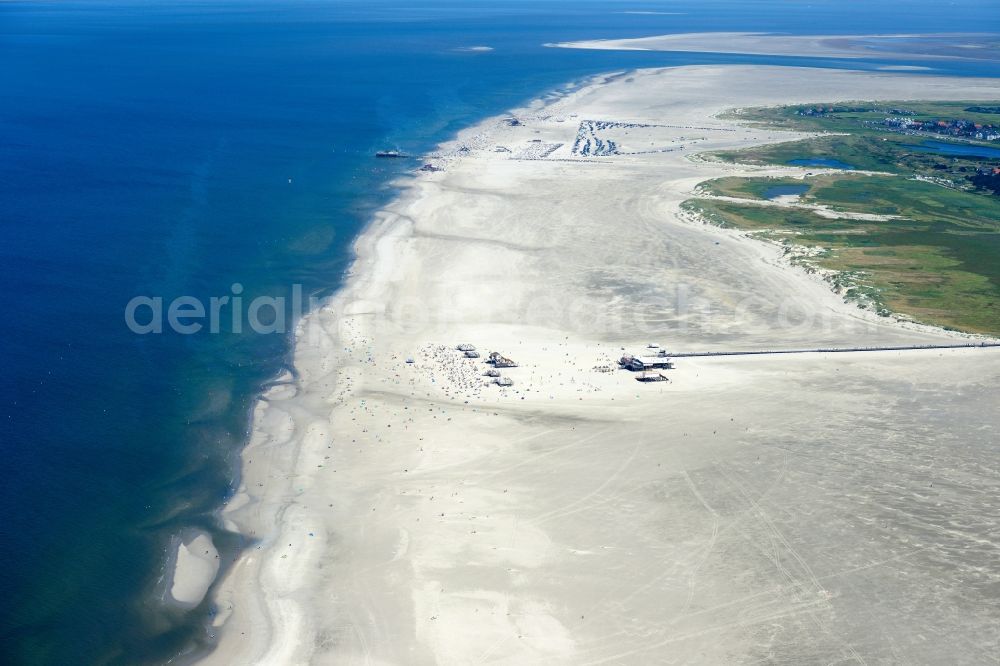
[548,31,1000,62]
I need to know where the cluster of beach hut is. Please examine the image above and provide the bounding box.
[457,343,480,358]
[455,344,518,387]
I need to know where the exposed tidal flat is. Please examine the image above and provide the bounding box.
[203,66,1000,664]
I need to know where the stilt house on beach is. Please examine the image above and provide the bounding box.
[488,351,518,368]
[619,350,674,372]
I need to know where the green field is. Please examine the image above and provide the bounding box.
[712,133,975,176]
[704,174,1000,229]
[727,101,1000,136]
[714,101,1000,189]
[686,102,1000,334]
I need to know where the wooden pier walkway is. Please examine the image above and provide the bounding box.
[671,342,1000,358]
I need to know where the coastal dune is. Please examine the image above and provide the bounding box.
[204,66,1000,664]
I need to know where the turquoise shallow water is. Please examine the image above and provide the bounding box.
[1,1,997,662]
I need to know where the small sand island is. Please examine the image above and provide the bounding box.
[166,531,220,609]
[202,65,1000,664]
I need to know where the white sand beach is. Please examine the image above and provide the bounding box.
[203,66,1000,664]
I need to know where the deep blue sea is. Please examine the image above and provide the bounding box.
[1,1,997,663]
